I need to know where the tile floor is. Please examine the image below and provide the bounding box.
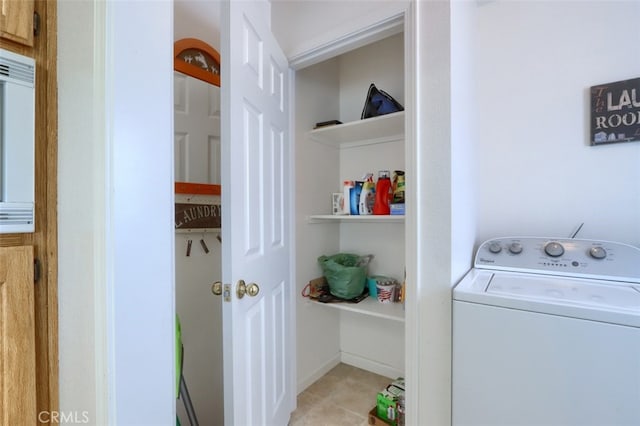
[289,363,392,426]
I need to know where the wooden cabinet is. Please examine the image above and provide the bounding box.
[0,1,58,423]
[0,246,36,424]
[0,0,34,46]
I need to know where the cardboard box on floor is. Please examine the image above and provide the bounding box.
[376,377,405,426]
[368,407,392,426]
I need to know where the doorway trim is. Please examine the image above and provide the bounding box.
[288,13,404,71]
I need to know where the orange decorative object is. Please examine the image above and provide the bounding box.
[174,38,220,87]
[175,182,221,196]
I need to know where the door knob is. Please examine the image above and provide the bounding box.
[247,282,260,297]
[211,281,223,296]
[237,280,260,299]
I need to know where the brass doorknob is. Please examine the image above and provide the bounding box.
[237,280,260,299]
[211,281,223,296]
[247,282,260,297]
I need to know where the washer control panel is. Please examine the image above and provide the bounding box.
[475,237,640,283]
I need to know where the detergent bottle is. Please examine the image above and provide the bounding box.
[373,170,392,215]
[359,173,375,215]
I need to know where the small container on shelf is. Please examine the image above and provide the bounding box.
[390,203,405,216]
[376,282,396,303]
[332,193,346,215]
[342,181,354,215]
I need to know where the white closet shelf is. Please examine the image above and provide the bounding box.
[309,297,404,322]
[308,215,404,223]
[309,111,404,148]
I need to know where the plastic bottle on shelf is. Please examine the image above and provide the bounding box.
[350,181,363,215]
[342,180,354,215]
[392,170,405,203]
[373,170,392,215]
[359,173,375,215]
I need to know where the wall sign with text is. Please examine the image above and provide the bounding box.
[175,203,221,229]
[590,77,640,145]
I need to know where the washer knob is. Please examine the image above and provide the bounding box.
[544,241,565,257]
[488,242,502,254]
[509,242,523,254]
[589,246,607,260]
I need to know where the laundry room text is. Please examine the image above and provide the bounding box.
[591,77,640,145]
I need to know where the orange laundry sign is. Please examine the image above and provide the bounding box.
[175,203,221,229]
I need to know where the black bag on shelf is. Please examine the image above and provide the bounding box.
[360,83,404,119]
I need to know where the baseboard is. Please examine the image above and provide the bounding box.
[340,351,403,379]
[297,351,403,395]
[296,353,341,394]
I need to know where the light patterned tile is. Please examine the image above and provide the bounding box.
[300,398,366,426]
[342,365,394,390]
[328,376,379,417]
[326,363,359,378]
[290,391,326,424]
[304,373,346,398]
[290,363,396,426]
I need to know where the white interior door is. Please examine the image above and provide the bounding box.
[221,1,294,425]
[174,72,221,184]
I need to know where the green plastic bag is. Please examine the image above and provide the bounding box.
[317,253,373,299]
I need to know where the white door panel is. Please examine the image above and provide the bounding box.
[221,0,294,425]
[174,71,221,184]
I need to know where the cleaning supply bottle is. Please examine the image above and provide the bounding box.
[373,170,392,215]
[359,179,375,215]
[343,181,354,215]
[350,181,363,215]
[392,170,405,204]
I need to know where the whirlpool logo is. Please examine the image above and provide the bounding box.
[478,258,495,263]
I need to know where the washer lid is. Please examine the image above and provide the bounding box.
[487,273,640,310]
[454,269,640,327]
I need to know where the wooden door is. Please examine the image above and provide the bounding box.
[0,246,36,425]
[0,0,34,46]
[221,0,294,424]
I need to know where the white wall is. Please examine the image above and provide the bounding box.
[174,0,220,49]
[473,1,640,247]
[59,1,175,424]
[294,59,343,391]
[338,33,405,123]
[451,0,478,284]
[272,0,408,62]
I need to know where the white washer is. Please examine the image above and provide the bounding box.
[452,237,640,426]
